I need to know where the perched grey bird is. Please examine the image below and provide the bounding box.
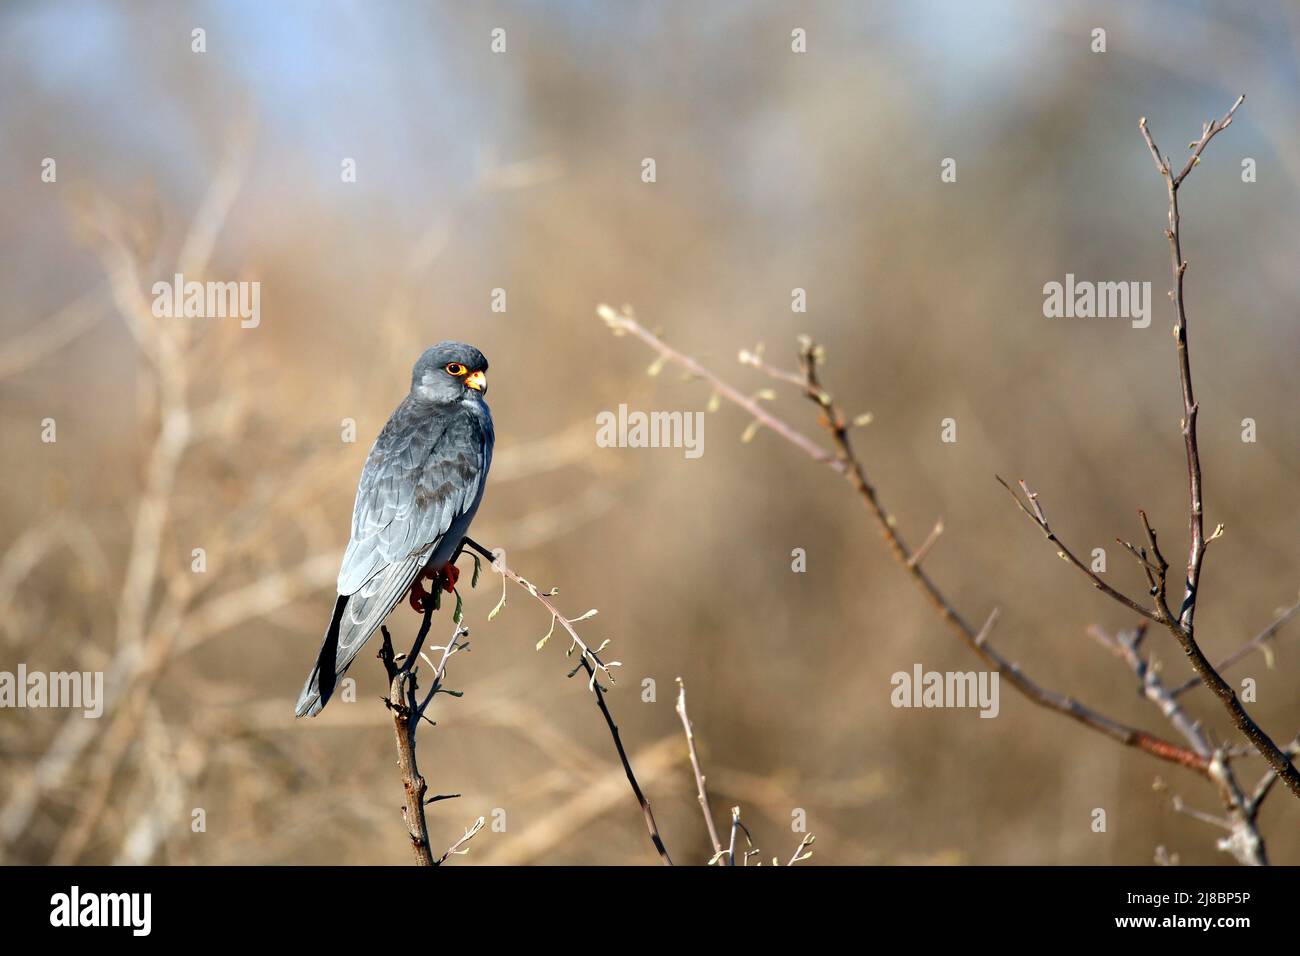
[296,342,493,717]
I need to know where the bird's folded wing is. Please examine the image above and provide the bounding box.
[336,403,489,597]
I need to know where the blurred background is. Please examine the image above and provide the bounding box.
[1,0,1297,865]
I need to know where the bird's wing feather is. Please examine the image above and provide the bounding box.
[337,401,488,595]
[333,401,489,656]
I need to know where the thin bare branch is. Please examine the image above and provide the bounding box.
[907,519,944,570]
[1139,99,1300,798]
[599,305,1210,778]
[787,833,816,866]
[435,816,486,865]
[997,477,1161,623]
[675,678,727,864]
[461,536,673,865]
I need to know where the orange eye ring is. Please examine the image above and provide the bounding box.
[445,362,467,376]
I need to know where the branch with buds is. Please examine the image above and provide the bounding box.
[598,160,1299,861]
[458,536,673,865]
[999,97,1298,800]
[601,303,1209,777]
[677,678,816,866]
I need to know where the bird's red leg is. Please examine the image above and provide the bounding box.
[430,562,460,594]
[408,576,430,613]
[407,562,460,613]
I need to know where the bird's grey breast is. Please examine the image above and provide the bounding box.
[421,399,493,566]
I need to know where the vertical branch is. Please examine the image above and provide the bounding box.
[581,656,674,866]
[1139,100,1244,631]
[1139,99,1300,798]
[675,678,727,864]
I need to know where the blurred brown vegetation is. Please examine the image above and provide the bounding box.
[1,0,1297,865]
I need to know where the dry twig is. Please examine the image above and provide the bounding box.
[459,537,673,865]
[675,678,727,864]
[1131,99,1297,797]
[600,304,1209,776]
[675,677,815,867]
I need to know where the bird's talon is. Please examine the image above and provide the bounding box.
[408,577,430,613]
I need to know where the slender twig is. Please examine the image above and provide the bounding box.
[1138,99,1300,798]
[600,305,1210,777]
[907,519,944,569]
[460,536,674,865]
[1139,509,1176,624]
[675,679,727,864]
[1137,99,1238,631]
[787,833,816,866]
[998,478,1161,623]
[725,806,740,867]
[415,622,470,722]
[1170,794,1232,832]
[676,677,815,867]
[435,816,485,865]
[603,309,843,471]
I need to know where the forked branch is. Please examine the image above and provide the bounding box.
[377,605,437,866]
[1135,98,1300,798]
[599,305,1209,777]
[378,602,474,866]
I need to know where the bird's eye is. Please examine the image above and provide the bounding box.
[445,363,467,376]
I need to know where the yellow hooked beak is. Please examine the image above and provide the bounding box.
[465,369,487,393]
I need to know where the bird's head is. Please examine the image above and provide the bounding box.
[411,342,489,404]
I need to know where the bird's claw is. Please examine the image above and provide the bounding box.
[407,562,459,613]
[408,579,431,613]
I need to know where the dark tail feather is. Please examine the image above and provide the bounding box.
[296,595,348,718]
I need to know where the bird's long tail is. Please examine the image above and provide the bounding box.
[295,595,349,718]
